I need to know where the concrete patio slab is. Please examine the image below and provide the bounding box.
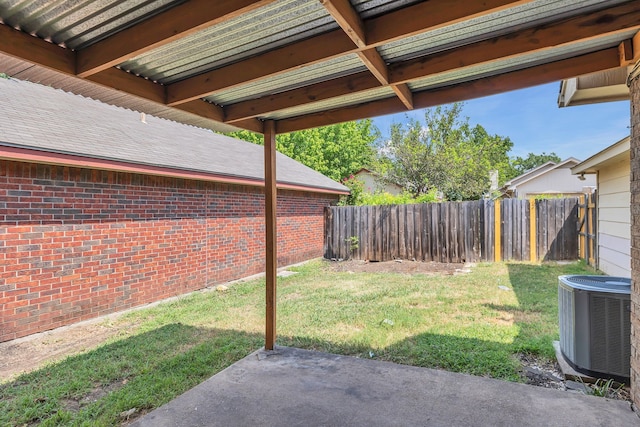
[132,346,639,427]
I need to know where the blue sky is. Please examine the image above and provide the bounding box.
[372,82,630,161]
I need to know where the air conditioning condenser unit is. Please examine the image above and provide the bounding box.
[558,275,630,382]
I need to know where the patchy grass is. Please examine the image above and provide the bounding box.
[0,260,595,426]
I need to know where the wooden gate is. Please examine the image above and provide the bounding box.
[577,192,597,267]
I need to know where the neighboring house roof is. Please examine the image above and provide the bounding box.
[0,78,347,194]
[502,161,557,189]
[501,158,582,192]
[354,168,403,195]
[571,136,630,174]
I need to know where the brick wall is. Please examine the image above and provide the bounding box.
[0,160,338,342]
[630,73,640,408]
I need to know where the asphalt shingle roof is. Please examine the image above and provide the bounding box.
[0,77,347,193]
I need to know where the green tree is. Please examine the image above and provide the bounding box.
[378,103,513,201]
[506,152,562,180]
[226,120,378,182]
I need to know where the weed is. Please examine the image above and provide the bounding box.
[346,236,359,252]
[590,378,625,398]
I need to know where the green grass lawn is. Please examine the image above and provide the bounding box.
[0,260,595,426]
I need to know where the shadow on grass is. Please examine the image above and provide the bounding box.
[0,323,264,426]
[2,325,521,426]
[499,262,595,357]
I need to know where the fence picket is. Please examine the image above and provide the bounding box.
[324,198,579,262]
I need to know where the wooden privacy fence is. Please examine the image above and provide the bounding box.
[324,198,579,263]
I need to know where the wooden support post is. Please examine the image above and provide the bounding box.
[494,199,501,262]
[264,120,277,350]
[529,198,537,262]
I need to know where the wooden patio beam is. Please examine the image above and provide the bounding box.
[619,39,635,66]
[275,47,622,133]
[389,4,640,85]
[364,0,531,47]
[634,32,640,63]
[357,49,388,84]
[391,84,414,110]
[264,120,277,350]
[0,22,74,75]
[320,0,366,48]
[224,71,380,123]
[76,0,275,77]
[224,3,640,123]
[165,0,528,105]
[166,30,355,106]
[86,68,165,104]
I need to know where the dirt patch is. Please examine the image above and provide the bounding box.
[60,381,125,413]
[518,353,630,402]
[325,259,469,275]
[0,318,137,383]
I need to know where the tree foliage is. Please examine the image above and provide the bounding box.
[506,152,562,180]
[377,103,513,201]
[226,120,378,182]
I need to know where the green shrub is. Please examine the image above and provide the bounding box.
[359,189,438,206]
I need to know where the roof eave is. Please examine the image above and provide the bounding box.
[0,144,347,196]
[571,136,631,174]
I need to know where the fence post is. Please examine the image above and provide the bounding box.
[529,198,537,262]
[494,199,501,262]
[578,194,585,260]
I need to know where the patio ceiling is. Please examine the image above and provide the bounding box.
[1,0,639,135]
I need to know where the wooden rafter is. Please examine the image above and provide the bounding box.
[389,4,640,85]
[275,47,621,134]
[220,2,640,124]
[165,0,528,105]
[619,39,634,66]
[0,0,638,135]
[320,0,366,48]
[224,71,380,123]
[321,0,414,111]
[391,84,414,110]
[0,21,75,75]
[165,29,354,105]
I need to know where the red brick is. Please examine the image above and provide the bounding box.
[0,159,338,342]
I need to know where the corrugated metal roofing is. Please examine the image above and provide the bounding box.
[265,86,395,120]
[409,29,637,91]
[0,0,183,49]
[378,0,629,62]
[206,54,366,106]
[352,0,422,18]
[0,0,636,134]
[121,0,338,84]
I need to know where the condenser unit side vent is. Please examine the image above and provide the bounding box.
[558,275,630,382]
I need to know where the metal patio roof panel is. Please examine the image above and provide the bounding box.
[351,0,422,18]
[265,85,395,121]
[408,30,638,92]
[0,0,182,50]
[378,0,629,63]
[119,0,338,84]
[0,0,637,134]
[206,54,367,106]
